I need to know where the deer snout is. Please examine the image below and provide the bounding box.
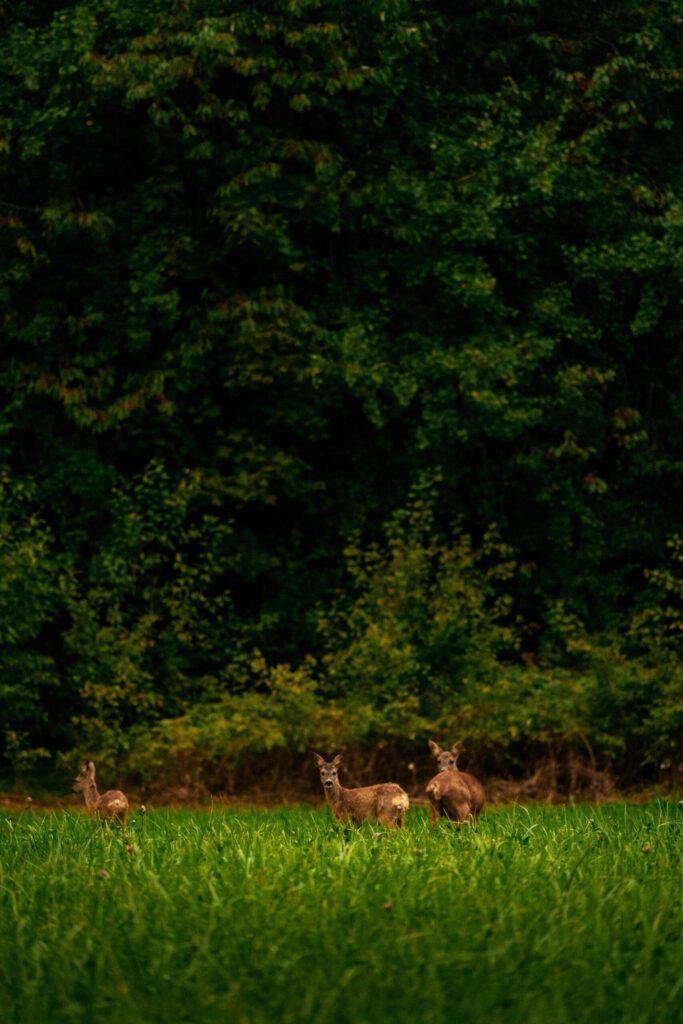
[324,778,334,788]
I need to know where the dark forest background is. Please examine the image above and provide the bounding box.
[1,0,682,796]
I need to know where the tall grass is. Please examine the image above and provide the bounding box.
[0,804,681,1024]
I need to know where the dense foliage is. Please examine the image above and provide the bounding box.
[1,0,682,787]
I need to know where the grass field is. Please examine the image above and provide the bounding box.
[0,802,681,1024]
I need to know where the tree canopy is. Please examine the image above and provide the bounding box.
[1,0,682,790]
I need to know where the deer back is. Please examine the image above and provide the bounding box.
[337,782,408,824]
[426,770,473,823]
[426,740,486,819]
[458,771,486,815]
[96,789,129,819]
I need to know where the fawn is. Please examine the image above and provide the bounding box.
[425,740,486,825]
[313,753,409,828]
[73,761,129,827]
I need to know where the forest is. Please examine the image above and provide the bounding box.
[1,0,682,795]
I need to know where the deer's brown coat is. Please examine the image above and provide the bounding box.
[73,761,129,826]
[426,740,485,825]
[313,753,409,828]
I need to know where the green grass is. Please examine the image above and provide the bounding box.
[0,803,681,1024]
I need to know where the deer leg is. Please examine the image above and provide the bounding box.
[381,809,401,830]
[442,801,468,824]
[429,802,441,827]
[455,802,471,824]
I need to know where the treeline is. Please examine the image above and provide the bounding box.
[1,0,682,793]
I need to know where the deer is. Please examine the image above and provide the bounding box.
[313,753,409,829]
[73,761,129,827]
[425,739,486,826]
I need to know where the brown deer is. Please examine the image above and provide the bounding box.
[313,753,409,828]
[73,761,129,827]
[426,740,486,826]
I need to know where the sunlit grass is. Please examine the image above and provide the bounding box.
[0,803,681,1023]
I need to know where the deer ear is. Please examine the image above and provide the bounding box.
[87,761,96,778]
[428,740,442,757]
[450,741,463,757]
[331,753,344,768]
[313,752,325,768]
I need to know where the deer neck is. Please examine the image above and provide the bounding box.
[324,780,344,809]
[82,781,100,813]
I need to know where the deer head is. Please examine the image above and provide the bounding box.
[313,752,344,790]
[428,740,463,773]
[73,760,96,793]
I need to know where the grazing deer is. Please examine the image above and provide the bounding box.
[73,761,129,827]
[313,753,409,829]
[426,740,485,826]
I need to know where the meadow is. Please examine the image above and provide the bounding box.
[0,803,681,1024]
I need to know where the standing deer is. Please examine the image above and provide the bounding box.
[426,740,485,826]
[313,753,409,829]
[73,761,129,827]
